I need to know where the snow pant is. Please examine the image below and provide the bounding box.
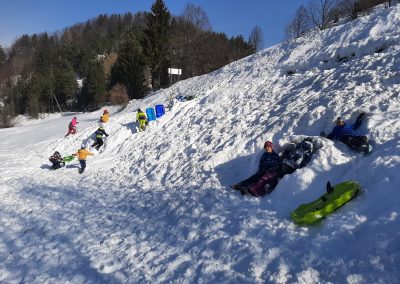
[341,135,369,152]
[237,171,279,196]
[51,161,64,170]
[138,120,146,131]
[237,172,263,189]
[247,172,279,196]
[79,160,86,172]
[281,163,296,176]
[65,126,76,137]
[91,138,104,150]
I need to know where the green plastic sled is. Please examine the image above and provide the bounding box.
[63,155,75,163]
[291,180,360,225]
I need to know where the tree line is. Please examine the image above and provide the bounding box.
[0,0,260,127]
[285,0,395,39]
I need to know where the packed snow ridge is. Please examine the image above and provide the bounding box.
[0,5,399,284]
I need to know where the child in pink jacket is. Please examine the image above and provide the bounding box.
[65,116,78,137]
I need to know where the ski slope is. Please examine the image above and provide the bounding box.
[0,5,399,283]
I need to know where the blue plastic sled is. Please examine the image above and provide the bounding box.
[155,104,165,118]
[146,108,156,121]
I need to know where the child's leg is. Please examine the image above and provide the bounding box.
[96,139,103,150]
[237,173,262,188]
[80,160,86,171]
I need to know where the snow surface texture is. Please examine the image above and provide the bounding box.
[0,5,399,284]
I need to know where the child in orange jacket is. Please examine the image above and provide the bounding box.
[100,109,109,123]
[73,144,94,174]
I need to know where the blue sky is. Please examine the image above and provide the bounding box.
[0,0,309,49]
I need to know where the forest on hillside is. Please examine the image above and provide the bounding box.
[0,0,395,128]
[0,0,258,126]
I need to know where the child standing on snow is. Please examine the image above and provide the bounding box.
[136,109,147,132]
[65,116,79,137]
[73,144,94,174]
[91,124,109,150]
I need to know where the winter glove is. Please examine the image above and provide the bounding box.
[356,112,366,122]
[106,134,109,137]
[320,131,327,138]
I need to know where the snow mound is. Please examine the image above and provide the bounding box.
[0,5,399,283]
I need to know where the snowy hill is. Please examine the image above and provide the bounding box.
[0,5,399,283]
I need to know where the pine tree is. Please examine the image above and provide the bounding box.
[53,58,77,108]
[142,0,171,90]
[110,34,146,99]
[0,45,6,67]
[27,72,53,118]
[80,60,106,109]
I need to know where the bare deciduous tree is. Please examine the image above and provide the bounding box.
[182,3,212,31]
[339,0,359,19]
[102,52,118,82]
[248,25,264,51]
[285,5,310,39]
[308,0,337,30]
[109,83,129,107]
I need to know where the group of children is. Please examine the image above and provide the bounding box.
[50,109,110,174]
[232,113,370,196]
[51,108,152,173]
[51,108,369,183]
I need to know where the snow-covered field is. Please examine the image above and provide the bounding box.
[0,5,399,283]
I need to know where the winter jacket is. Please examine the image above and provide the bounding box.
[282,141,313,169]
[71,118,78,126]
[69,117,78,129]
[258,151,282,174]
[101,113,109,123]
[95,127,109,139]
[73,149,94,160]
[136,111,147,122]
[327,123,357,140]
[49,152,63,163]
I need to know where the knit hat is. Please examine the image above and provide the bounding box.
[264,141,274,149]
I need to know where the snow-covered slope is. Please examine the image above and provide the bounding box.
[0,5,399,283]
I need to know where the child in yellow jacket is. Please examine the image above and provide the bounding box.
[136,109,147,132]
[73,144,94,174]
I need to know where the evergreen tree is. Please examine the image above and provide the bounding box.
[33,33,55,74]
[27,72,54,118]
[142,0,171,90]
[53,57,77,108]
[110,35,146,99]
[80,60,106,109]
[0,45,6,67]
